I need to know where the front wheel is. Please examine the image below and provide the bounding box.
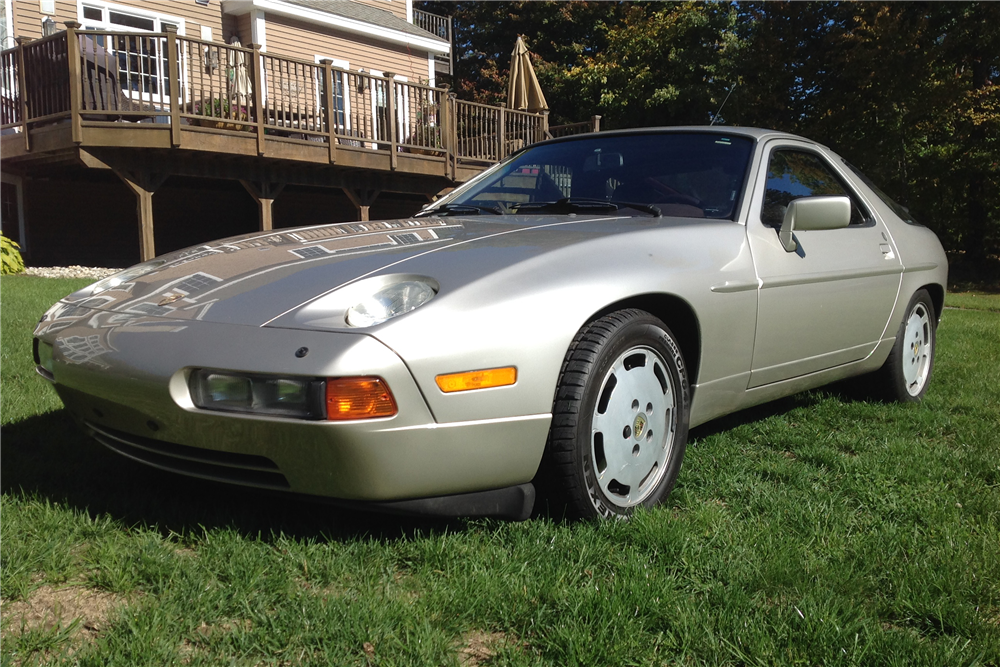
[876,289,936,402]
[541,310,690,519]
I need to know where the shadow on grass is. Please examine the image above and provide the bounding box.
[687,376,875,442]
[3,380,882,533]
[0,410,465,543]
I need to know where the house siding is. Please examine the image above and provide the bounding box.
[235,11,252,45]
[13,0,75,40]
[265,13,430,83]
[12,1,225,39]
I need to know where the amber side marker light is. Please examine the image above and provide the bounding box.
[326,377,397,420]
[435,367,517,393]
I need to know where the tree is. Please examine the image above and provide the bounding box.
[418,1,999,266]
[565,2,738,128]
[732,2,999,265]
[417,1,627,122]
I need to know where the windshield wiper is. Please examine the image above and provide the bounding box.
[414,203,503,217]
[511,197,661,217]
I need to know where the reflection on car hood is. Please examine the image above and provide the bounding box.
[52,214,689,327]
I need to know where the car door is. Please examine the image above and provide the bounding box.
[746,141,902,388]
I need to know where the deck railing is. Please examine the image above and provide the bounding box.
[548,116,602,139]
[411,9,452,75]
[0,25,591,169]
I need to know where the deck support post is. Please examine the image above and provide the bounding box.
[113,168,168,262]
[344,187,380,222]
[240,180,285,231]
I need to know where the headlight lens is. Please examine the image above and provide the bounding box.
[190,369,326,419]
[88,259,168,294]
[345,280,436,327]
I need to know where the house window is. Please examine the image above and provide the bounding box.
[80,2,185,101]
[314,57,350,134]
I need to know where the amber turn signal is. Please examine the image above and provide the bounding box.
[435,367,517,393]
[325,377,397,420]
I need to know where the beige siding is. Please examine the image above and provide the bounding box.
[234,12,252,46]
[11,0,226,40]
[265,13,430,84]
[13,0,75,41]
[353,0,407,21]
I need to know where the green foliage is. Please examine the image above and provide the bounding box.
[565,2,738,128]
[419,1,999,265]
[193,97,248,121]
[730,2,1000,264]
[1,234,25,275]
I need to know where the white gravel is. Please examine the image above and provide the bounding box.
[22,266,120,280]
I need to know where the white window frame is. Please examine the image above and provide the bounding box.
[78,1,186,104]
[314,56,351,135]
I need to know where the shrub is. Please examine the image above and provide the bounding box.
[1,234,25,275]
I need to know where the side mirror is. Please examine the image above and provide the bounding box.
[778,195,852,252]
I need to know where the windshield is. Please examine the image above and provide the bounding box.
[435,132,755,220]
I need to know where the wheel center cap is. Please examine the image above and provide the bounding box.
[633,413,647,439]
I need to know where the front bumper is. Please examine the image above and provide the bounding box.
[35,308,549,505]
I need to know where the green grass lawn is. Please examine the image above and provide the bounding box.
[2,276,998,666]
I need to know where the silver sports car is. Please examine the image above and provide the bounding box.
[34,127,947,520]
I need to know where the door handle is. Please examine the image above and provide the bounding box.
[880,243,895,259]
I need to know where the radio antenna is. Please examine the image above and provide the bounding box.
[710,83,737,126]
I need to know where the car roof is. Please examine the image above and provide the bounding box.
[538,126,822,148]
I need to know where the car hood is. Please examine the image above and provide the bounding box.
[55,214,702,327]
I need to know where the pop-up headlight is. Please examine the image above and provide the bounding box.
[88,258,168,295]
[345,280,436,327]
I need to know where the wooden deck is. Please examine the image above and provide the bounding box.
[1,25,599,260]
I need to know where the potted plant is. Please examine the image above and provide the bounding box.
[406,123,443,155]
[192,98,250,131]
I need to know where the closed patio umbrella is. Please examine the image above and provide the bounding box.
[506,35,547,112]
[228,37,252,108]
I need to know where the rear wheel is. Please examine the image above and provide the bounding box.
[877,289,936,402]
[542,310,690,519]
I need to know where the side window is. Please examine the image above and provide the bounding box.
[761,150,867,227]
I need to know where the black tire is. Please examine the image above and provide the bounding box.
[540,309,690,519]
[876,289,936,402]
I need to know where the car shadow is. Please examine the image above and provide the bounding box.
[0,410,467,543]
[688,376,877,442]
[4,380,881,534]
